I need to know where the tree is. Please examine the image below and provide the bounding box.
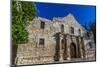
[82,20,96,44]
[12,1,36,45]
[91,23,96,43]
[12,1,36,65]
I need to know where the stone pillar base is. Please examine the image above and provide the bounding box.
[67,57,71,60]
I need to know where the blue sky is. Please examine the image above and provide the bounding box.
[34,2,96,30]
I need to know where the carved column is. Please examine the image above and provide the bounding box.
[54,33,60,61]
[79,36,87,59]
[76,36,81,58]
[67,35,71,60]
[81,37,87,59]
[79,37,84,59]
[63,34,67,60]
[59,35,63,61]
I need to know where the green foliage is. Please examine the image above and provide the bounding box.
[91,23,96,43]
[12,1,36,45]
[21,1,36,21]
[12,14,28,44]
[91,23,96,33]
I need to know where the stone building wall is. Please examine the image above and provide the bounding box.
[15,13,96,65]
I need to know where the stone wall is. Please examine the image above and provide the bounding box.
[86,49,96,60]
[15,43,55,65]
[14,14,96,65]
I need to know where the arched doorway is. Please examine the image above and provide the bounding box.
[70,42,77,58]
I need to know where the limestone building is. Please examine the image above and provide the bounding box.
[15,13,96,65]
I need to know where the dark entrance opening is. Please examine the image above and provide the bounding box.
[70,42,77,58]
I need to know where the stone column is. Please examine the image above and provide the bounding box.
[81,37,87,59]
[54,33,60,61]
[63,34,67,60]
[85,49,88,59]
[76,36,81,58]
[59,35,63,62]
[67,47,71,60]
[67,35,71,60]
[79,37,84,59]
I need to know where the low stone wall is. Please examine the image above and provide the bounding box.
[14,43,96,65]
[86,49,96,60]
[16,56,54,65]
[15,43,55,65]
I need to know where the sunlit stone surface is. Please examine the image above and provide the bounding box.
[15,14,96,65]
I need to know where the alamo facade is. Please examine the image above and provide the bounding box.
[14,13,96,65]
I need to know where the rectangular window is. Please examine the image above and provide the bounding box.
[40,21,45,29]
[61,24,64,32]
[39,38,45,46]
[70,27,74,34]
[78,29,81,35]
